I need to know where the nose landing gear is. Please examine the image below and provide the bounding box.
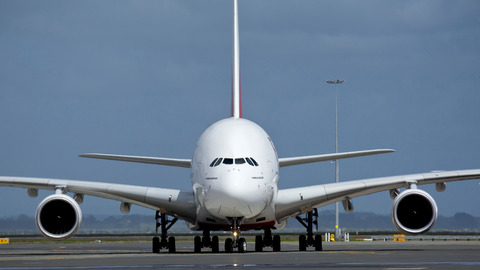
[225,217,247,253]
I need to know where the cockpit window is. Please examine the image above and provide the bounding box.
[209,157,259,167]
[223,158,234,165]
[235,158,246,165]
[214,158,223,167]
[209,158,219,167]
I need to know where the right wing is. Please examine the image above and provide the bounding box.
[80,153,192,168]
[275,169,480,222]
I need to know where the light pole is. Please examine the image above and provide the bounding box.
[326,79,344,241]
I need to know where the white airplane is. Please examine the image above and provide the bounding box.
[1,0,480,253]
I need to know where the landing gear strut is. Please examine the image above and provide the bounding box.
[152,211,178,253]
[225,217,247,253]
[255,227,281,252]
[194,230,220,253]
[295,209,322,251]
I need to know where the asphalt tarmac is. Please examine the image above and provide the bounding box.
[1,237,480,269]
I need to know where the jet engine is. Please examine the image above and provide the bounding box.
[35,194,82,240]
[391,189,437,234]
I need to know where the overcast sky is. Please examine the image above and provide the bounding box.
[1,1,479,227]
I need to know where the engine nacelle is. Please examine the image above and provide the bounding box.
[35,194,82,240]
[391,189,438,235]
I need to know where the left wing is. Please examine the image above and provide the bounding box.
[0,176,196,223]
[275,169,480,233]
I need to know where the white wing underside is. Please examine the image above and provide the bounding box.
[2,169,479,228]
[275,169,480,221]
[0,176,196,223]
[0,149,398,226]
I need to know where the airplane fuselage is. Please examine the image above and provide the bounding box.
[191,118,280,230]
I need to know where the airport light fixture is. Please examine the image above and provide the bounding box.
[326,79,344,241]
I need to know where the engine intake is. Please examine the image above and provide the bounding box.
[391,189,437,234]
[35,194,82,240]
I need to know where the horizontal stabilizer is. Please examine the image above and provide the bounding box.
[80,153,191,168]
[278,149,395,167]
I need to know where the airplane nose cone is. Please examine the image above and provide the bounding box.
[204,174,268,219]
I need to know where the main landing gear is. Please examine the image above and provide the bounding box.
[254,210,323,252]
[152,211,178,253]
[151,211,322,253]
[254,227,281,252]
[295,209,322,251]
[151,213,247,253]
[194,230,220,253]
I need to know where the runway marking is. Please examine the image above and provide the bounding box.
[0,266,152,270]
[384,268,427,270]
[1,262,480,270]
[3,241,480,269]
[340,262,480,268]
[322,251,378,255]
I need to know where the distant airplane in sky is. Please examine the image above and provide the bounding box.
[1,0,480,253]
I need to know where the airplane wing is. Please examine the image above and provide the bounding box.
[278,149,395,167]
[79,153,192,168]
[0,176,196,223]
[275,169,480,222]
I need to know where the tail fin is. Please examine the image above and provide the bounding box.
[231,0,242,118]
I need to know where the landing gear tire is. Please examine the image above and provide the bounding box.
[314,235,322,251]
[299,235,307,251]
[255,235,263,252]
[212,236,219,253]
[225,238,234,253]
[152,237,160,253]
[238,238,247,253]
[273,235,281,252]
[194,236,202,253]
[168,236,176,253]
